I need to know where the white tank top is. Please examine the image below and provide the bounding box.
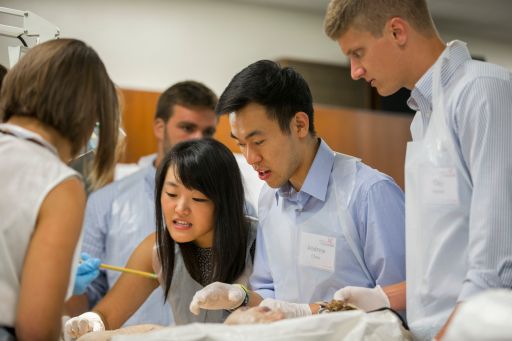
[0,124,81,327]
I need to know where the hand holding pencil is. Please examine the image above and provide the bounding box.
[76,252,158,289]
[74,253,101,295]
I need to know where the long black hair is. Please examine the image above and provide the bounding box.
[155,138,250,300]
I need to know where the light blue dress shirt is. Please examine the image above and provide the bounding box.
[82,158,172,327]
[407,40,512,302]
[250,140,405,302]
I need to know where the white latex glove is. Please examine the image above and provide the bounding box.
[189,282,245,315]
[333,285,390,312]
[61,315,72,341]
[64,312,105,339]
[259,298,312,318]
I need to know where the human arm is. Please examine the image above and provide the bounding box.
[63,253,102,316]
[63,190,110,316]
[340,175,406,312]
[248,224,276,300]
[73,253,101,295]
[360,178,406,289]
[15,177,85,341]
[434,304,460,340]
[382,281,406,311]
[329,174,406,313]
[65,233,159,338]
[81,190,111,307]
[432,75,512,338]
[455,76,512,301]
[91,233,159,328]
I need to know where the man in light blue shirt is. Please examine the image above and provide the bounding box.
[68,81,219,326]
[325,0,512,339]
[188,60,405,318]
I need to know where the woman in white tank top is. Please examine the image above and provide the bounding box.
[0,39,120,340]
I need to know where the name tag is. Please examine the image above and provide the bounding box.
[299,232,336,272]
[421,166,459,205]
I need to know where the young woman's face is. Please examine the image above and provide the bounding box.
[161,165,215,248]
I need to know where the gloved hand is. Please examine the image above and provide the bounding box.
[189,282,246,315]
[73,252,101,295]
[64,312,105,339]
[333,285,390,312]
[61,315,72,341]
[259,298,312,318]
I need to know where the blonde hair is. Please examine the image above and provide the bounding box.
[0,38,120,188]
[324,0,436,39]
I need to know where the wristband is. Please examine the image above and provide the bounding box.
[229,284,249,310]
[235,284,250,306]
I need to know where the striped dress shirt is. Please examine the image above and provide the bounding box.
[407,40,512,301]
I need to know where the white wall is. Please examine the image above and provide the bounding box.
[1,0,344,94]
[1,0,511,95]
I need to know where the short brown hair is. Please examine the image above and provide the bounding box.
[324,0,436,39]
[155,81,218,122]
[0,39,120,188]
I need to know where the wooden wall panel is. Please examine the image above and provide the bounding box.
[119,89,160,163]
[314,106,412,188]
[120,89,413,188]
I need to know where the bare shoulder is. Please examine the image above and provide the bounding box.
[39,176,86,223]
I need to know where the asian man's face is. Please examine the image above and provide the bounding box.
[229,103,303,189]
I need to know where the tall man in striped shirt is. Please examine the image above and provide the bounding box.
[324,0,512,339]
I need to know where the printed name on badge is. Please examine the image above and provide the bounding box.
[299,231,336,272]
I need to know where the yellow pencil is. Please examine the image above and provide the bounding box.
[79,258,158,280]
[99,263,158,280]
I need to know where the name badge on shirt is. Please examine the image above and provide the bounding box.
[299,232,336,272]
[421,166,459,205]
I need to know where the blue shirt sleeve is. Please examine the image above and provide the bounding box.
[354,176,406,286]
[249,222,275,299]
[81,187,112,307]
[85,270,108,308]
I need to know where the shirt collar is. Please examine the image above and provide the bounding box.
[276,138,334,203]
[407,40,471,114]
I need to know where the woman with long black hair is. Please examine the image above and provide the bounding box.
[66,138,256,338]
